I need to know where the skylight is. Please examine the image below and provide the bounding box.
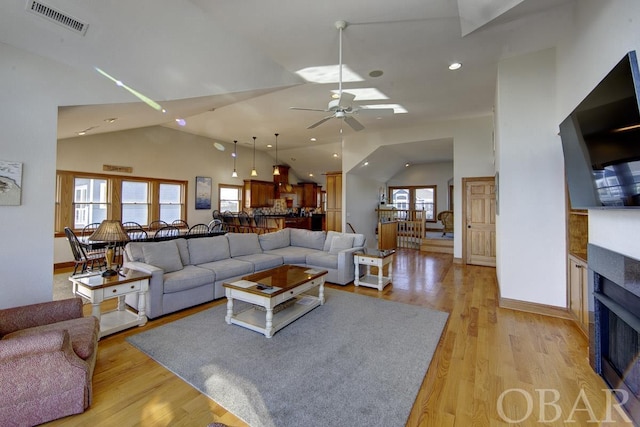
[330,88,389,101]
[295,65,364,84]
[361,104,408,114]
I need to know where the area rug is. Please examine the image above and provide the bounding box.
[126,288,448,427]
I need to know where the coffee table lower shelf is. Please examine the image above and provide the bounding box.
[229,295,321,337]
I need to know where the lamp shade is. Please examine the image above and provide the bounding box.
[88,220,130,243]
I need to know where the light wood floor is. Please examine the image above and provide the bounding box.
[46,250,633,426]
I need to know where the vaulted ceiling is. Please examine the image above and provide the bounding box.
[1,0,575,184]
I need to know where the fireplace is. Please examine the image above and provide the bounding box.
[589,244,640,425]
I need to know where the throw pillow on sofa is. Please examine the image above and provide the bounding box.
[290,228,326,250]
[328,235,355,254]
[227,233,263,257]
[258,228,290,251]
[142,240,184,273]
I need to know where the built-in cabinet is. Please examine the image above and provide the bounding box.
[567,209,589,335]
[325,171,342,232]
[244,180,275,208]
[299,182,319,208]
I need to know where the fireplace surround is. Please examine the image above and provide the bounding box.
[589,244,640,425]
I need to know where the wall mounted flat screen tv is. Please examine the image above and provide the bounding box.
[560,50,640,208]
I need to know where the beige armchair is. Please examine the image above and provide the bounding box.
[0,297,99,426]
[437,210,454,236]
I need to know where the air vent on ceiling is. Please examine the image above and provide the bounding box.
[26,0,88,35]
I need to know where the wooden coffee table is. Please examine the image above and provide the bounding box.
[223,265,327,338]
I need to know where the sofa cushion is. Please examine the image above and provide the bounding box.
[188,235,230,265]
[142,240,184,273]
[258,228,290,251]
[198,258,255,281]
[290,229,326,250]
[125,242,146,263]
[263,247,318,264]
[323,231,365,252]
[329,234,355,254]
[306,252,339,270]
[233,253,284,271]
[3,316,99,361]
[175,238,190,266]
[163,265,215,294]
[227,233,262,257]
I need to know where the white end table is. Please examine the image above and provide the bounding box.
[69,269,151,338]
[354,248,395,291]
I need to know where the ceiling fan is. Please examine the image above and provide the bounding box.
[290,20,394,132]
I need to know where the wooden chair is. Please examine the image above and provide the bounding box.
[81,222,101,239]
[208,219,225,233]
[437,210,454,236]
[222,211,239,232]
[212,210,222,220]
[126,228,148,241]
[171,219,189,230]
[187,223,210,236]
[121,221,142,230]
[237,211,254,233]
[253,210,276,234]
[64,227,105,275]
[148,220,169,232]
[153,226,180,240]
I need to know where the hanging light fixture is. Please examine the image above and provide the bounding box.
[273,133,280,176]
[250,136,258,177]
[231,140,238,178]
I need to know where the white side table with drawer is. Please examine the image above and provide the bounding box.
[354,248,395,291]
[69,269,151,338]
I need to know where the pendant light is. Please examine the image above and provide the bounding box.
[231,140,238,178]
[250,136,258,177]
[272,133,280,176]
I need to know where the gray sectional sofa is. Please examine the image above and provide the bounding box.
[123,228,366,319]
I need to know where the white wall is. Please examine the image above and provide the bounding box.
[388,161,454,227]
[557,0,640,261]
[344,174,383,245]
[55,126,287,264]
[495,48,567,306]
[342,116,494,258]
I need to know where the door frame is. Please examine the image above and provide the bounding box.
[461,176,496,265]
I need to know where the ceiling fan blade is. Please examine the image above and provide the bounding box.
[344,116,365,131]
[338,91,356,107]
[308,115,335,129]
[290,107,328,112]
[354,107,395,116]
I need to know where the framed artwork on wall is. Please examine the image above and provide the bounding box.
[195,176,212,210]
[0,160,23,206]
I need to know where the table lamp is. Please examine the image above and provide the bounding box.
[88,220,130,277]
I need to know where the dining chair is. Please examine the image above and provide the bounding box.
[187,223,210,236]
[237,211,254,233]
[121,221,142,230]
[64,227,106,275]
[208,219,225,233]
[153,226,180,240]
[126,228,148,241]
[148,220,169,232]
[212,210,222,220]
[253,210,276,234]
[222,211,239,232]
[171,219,189,230]
[81,222,101,239]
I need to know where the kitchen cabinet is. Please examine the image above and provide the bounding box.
[299,182,319,207]
[244,180,275,208]
[325,171,342,232]
[568,254,589,335]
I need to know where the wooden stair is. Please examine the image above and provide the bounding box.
[420,236,453,254]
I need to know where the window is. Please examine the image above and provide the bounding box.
[121,181,149,226]
[159,183,183,222]
[73,177,107,228]
[55,171,187,233]
[219,184,242,212]
[388,185,437,221]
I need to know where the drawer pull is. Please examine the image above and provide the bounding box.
[112,289,117,293]
[131,285,135,289]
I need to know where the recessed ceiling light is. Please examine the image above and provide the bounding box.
[295,65,363,84]
[104,118,117,123]
[267,144,273,148]
[363,161,369,166]
[310,137,316,142]
[449,62,462,70]
[175,118,186,126]
[405,163,410,167]
[369,70,383,78]
[213,142,225,151]
[332,153,339,158]
[77,131,86,136]
[309,173,314,177]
